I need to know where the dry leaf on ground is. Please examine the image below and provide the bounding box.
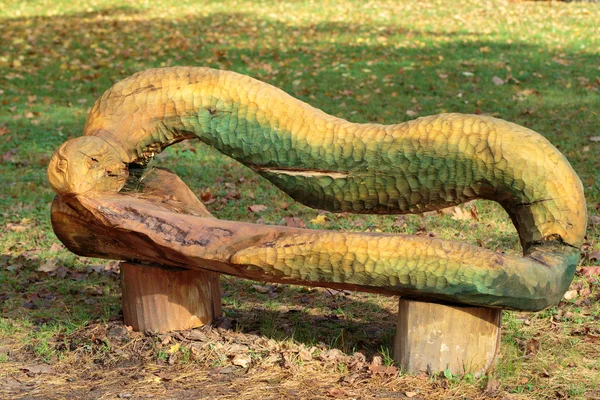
[310,215,329,225]
[231,354,251,368]
[22,364,54,374]
[284,216,306,228]
[248,204,267,212]
[580,267,600,277]
[38,260,59,273]
[563,290,578,300]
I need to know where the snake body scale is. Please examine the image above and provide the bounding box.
[48,67,586,311]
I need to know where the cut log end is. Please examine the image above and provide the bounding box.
[394,299,502,377]
[121,262,221,333]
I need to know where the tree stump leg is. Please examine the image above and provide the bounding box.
[394,299,502,377]
[121,262,221,333]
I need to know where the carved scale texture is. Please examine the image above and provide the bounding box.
[74,67,586,310]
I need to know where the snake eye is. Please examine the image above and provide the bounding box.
[87,156,100,169]
[57,158,68,172]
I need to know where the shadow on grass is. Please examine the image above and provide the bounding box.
[0,254,121,329]
[0,248,396,357]
[219,278,398,356]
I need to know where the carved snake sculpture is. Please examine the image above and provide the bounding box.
[47,67,586,311]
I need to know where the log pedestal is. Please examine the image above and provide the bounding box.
[120,262,221,333]
[394,299,502,376]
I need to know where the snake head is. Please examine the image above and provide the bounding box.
[48,136,129,197]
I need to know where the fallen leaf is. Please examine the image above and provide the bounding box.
[154,371,175,381]
[281,351,297,369]
[231,354,251,368]
[341,373,359,385]
[348,352,366,370]
[38,260,59,273]
[6,223,28,232]
[450,206,475,221]
[55,266,69,279]
[106,325,129,341]
[168,343,180,354]
[324,288,351,297]
[284,216,306,228]
[580,267,600,277]
[22,364,54,374]
[590,136,600,142]
[392,216,407,228]
[564,311,574,319]
[327,388,348,397]
[587,250,600,262]
[525,339,540,355]
[200,189,212,202]
[185,330,208,341]
[2,149,17,163]
[87,264,115,275]
[519,377,529,385]
[310,215,329,225]
[0,126,9,136]
[319,349,346,363]
[252,284,271,294]
[563,290,578,300]
[540,369,551,378]
[469,206,479,220]
[225,343,249,355]
[216,366,236,374]
[579,288,591,297]
[248,204,267,212]
[22,300,37,309]
[405,110,418,117]
[368,364,398,377]
[298,348,313,361]
[83,286,104,296]
[49,243,63,252]
[492,76,505,85]
[552,57,570,66]
[405,391,418,398]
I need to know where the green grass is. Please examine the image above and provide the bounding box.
[1,0,599,398]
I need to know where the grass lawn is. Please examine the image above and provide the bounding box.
[1,0,599,398]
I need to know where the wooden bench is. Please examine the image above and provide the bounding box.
[47,67,585,378]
